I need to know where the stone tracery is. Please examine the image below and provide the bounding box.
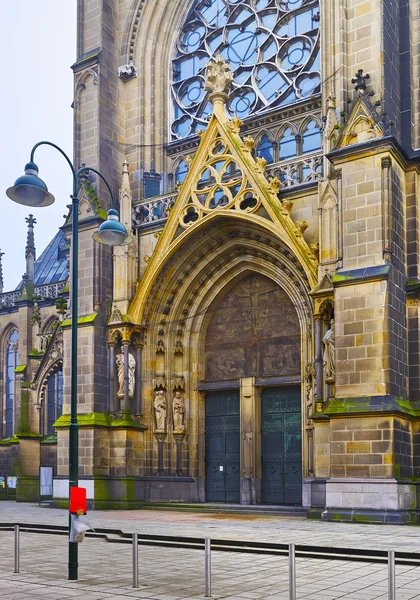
[171,0,321,139]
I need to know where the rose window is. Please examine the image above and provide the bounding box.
[171,0,320,139]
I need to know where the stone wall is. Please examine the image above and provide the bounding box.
[40,443,57,471]
[329,416,394,479]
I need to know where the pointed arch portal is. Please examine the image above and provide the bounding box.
[203,272,302,504]
[128,56,317,505]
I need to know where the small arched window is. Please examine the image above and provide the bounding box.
[5,329,18,437]
[302,120,321,153]
[175,160,189,185]
[46,370,63,435]
[279,128,297,160]
[256,135,274,164]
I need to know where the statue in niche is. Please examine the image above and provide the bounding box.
[322,320,335,381]
[172,391,185,433]
[116,352,136,398]
[305,364,316,424]
[305,365,315,409]
[154,389,167,432]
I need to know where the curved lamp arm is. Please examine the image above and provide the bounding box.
[30,141,77,183]
[30,142,115,207]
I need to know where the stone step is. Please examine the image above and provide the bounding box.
[140,502,307,517]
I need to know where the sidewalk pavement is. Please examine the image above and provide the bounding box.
[1,502,420,599]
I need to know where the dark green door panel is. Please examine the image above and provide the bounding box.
[205,391,240,502]
[261,386,302,505]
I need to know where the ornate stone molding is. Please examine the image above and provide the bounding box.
[0,282,67,308]
[132,193,176,228]
[154,374,167,390]
[172,375,185,391]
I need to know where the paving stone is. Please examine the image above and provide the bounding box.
[1,503,420,599]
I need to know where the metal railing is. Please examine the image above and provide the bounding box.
[3,522,415,599]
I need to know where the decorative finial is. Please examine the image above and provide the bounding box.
[0,249,4,294]
[204,55,233,103]
[119,159,133,235]
[351,69,370,92]
[25,214,37,283]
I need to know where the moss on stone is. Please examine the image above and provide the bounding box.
[14,365,27,374]
[352,514,377,523]
[53,412,113,428]
[29,349,43,356]
[18,388,32,434]
[61,313,98,328]
[325,395,420,418]
[0,435,20,445]
[110,411,145,429]
[40,434,57,444]
[332,273,355,283]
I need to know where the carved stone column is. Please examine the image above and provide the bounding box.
[172,375,186,476]
[240,377,260,505]
[307,428,314,475]
[153,375,167,474]
[122,340,130,413]
[174,433,184,475]
[108,342,116,412]
[155,433,166,474]
[314,316,324,411]
[336,168,343,269]
[133,338,143,416]
[381,157,392,262]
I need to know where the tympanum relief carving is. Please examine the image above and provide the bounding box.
[205,273,300,381]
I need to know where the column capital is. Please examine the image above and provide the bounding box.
[132,331,144,349]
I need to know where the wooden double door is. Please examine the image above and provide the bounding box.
[205,386,302,504]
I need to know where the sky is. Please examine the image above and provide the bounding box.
[0,1,77,291]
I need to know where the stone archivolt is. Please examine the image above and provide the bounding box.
[129,59,318,326]
[141,222,312,333]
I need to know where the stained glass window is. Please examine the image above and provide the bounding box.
[46,370,63,435]
[175,160,189,184]
[5,329,18,437]
[257,134,274,163]
[279,127,297,159]
[171,0,320,139]
[302,119,321,153]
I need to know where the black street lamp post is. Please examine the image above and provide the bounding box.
[6,141,131,580]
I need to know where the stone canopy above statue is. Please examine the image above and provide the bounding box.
[205,273,300,381]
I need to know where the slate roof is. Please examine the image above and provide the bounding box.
[16,230,69,290]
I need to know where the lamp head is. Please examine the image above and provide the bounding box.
[92,208,133,246]
[6,162,55,207]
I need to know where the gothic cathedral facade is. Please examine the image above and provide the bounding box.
[1,0,420,523]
